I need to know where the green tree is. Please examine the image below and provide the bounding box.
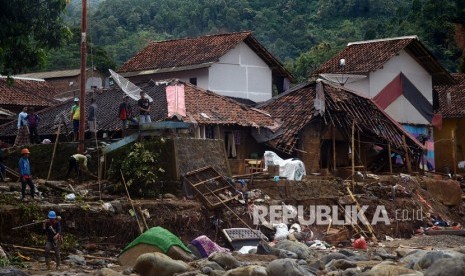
[0,0,70,75]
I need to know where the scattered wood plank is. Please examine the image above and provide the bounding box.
[12,245,116,261]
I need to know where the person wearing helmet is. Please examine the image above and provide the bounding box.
[65,153,97,181]
[71,98,80,142]
[43,210,62,270]
[18,148,35,200]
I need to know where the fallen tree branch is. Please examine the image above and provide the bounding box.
[44,181,74,193]
[12,245,116,261]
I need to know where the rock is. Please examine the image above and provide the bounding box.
[198,260,225,271]
[274,240,311,259]
[209,252,240,270]
[163,193,177,199]
[367,263,422,276]
[67,254,86,266]
[98,268,124,276]
[223,265,268,276]
[276,249,299,259]
[133,252,189,276]
[414,251,451,270]
[339,249,356,257]
[320,253,348,265]
[399,249,427,265]
[0,268,28,276]
[266,258,313,276]
[424,257,465,276]
[326,259,357,271]
[395,247,417,258]
[122,267,133,275]
[201,266,213,274]
[175,272,207,276]
[373,248,397,260]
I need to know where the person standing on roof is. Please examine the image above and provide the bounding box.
[14,107,30,147]
[65,153,97,181]
[43,210,62,270]
[87,98,97,139]
[26,107,40,144]
[138,91,151,124]
[119,95,137,136]
[18,148,35,200]
[71,98,80,141]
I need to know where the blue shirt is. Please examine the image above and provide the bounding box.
[18,157,31,176]
[17,111,28,129]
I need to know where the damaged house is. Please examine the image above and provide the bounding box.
[0,79,276,174]
[257,80,424,174]
[312,36,455,171]
[434,73,465,174]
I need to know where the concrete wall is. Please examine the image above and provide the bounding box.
[209,42,272,102]
[369,50,432,125]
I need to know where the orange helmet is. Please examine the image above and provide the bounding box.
[21,148,30,154]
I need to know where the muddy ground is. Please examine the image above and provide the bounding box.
[0,173,464,275]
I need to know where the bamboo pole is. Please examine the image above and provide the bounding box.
[47,123,62,181]
[357,129,361,165]
[387,143,393,174]
[120,170,143,234]
[351,121,355,190]
[452,129,457,177]
[402,135,412,173]
[137,206,149,231]
[332,126,337,172]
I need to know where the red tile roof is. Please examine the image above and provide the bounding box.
[0,77,58,107]
[0,80,275,137]
[117,32,294,81]
[313,36,454,85]
[258,81,423,154]
[435,73,465,118]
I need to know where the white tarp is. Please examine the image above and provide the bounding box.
[263,151,306,181]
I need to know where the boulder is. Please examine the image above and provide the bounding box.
[399,249,428,265]
[320,253,349,265]
[133,252,189,276]
[67,254,86,266]
[223,265,268,276]
[373,248,397,260]
[209,252,240,270]
[97,268,124,276]
[326,259,357,271]
[0,269,28,276]
[274,240,311,259]
[266,258,313,276]
[424,257,465,276]
[367,263,422,276]
[198,260,225,271]
[414,251,451,270]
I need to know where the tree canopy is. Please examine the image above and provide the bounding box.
[0,0,70,76]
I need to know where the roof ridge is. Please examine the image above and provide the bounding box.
[149,31,252,45]
[347,35,418,46]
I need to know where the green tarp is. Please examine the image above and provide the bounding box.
[121,226,191,254]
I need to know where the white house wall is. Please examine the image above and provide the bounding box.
[384,94,429,125]
[343,77,369,97]
[209,42,272,102]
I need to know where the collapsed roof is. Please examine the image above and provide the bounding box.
[258,80,424,154]
[0,80,275,137]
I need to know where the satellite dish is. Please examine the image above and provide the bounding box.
[319,73,366,86]
[109,69,153,102]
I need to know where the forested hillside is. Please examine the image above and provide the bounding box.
[39,0,465,82]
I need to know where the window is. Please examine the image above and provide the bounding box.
[189,77,197,85]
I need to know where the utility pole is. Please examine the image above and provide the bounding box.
[78,0,87,154]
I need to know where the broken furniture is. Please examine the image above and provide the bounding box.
[222,228,269,250]
[244,159,263,174]
[183,166,237,209]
